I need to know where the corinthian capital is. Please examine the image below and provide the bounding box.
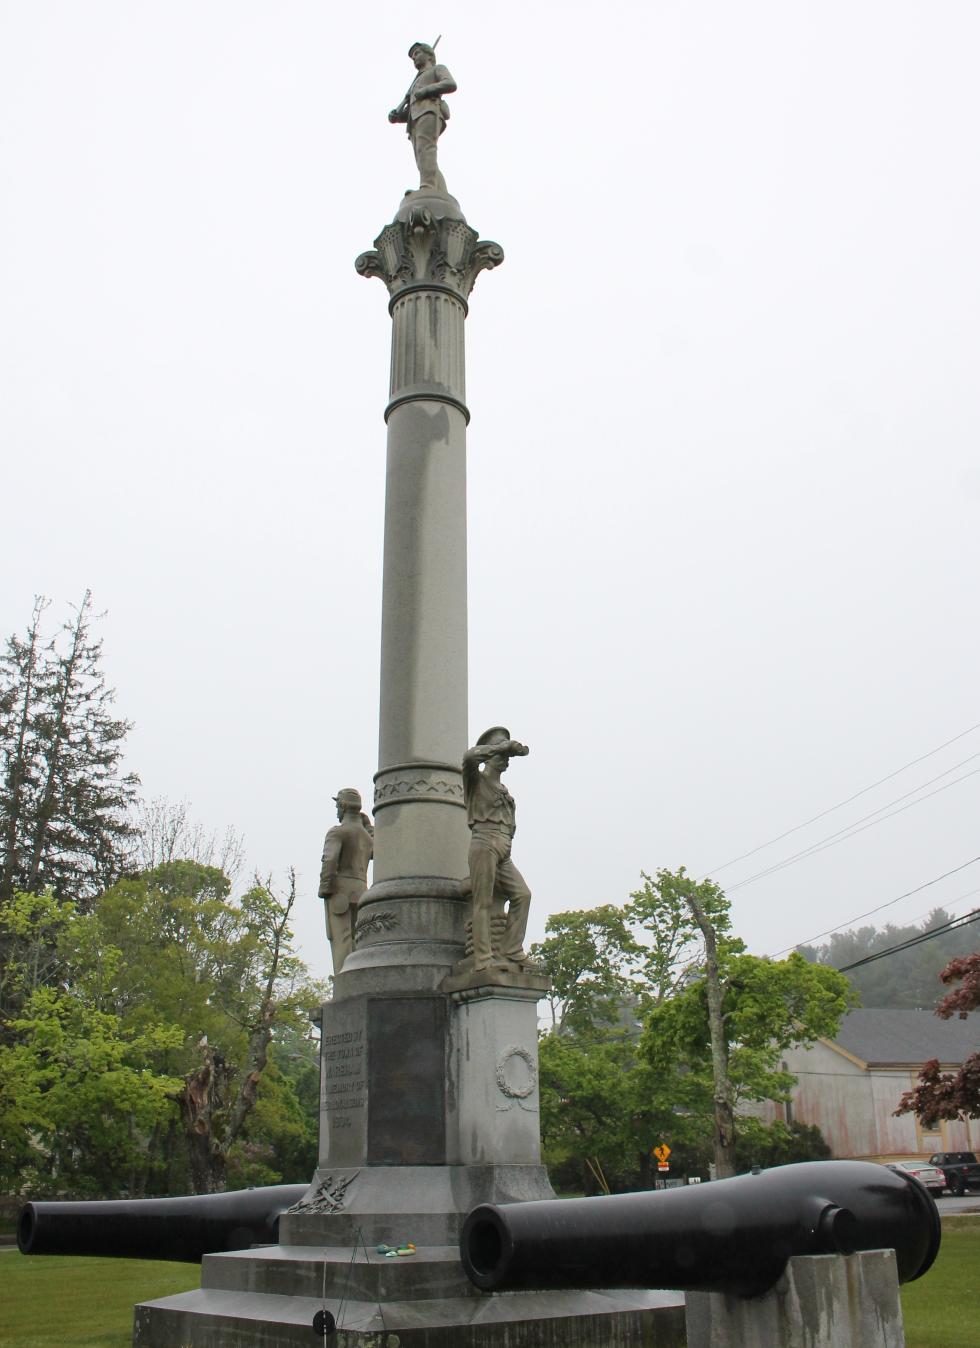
[356,205,504,306]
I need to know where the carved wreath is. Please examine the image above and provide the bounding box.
[354,910,398,940]
[495,1045,537,1100]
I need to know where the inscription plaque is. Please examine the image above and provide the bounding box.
[321,1001,368,1167]
[367,997,446,1164]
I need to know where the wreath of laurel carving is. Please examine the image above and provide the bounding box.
[354,909,398,941]
[495,1045,537,1112]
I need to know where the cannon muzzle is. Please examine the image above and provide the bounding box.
[18,1183,306,1262]
[460,1160,941,1298]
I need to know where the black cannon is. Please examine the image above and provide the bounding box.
[460,1160,941,1299]
[18,1183,306,1263]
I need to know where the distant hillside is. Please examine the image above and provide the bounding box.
[798,907,977,1009]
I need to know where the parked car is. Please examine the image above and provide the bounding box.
[928,1151,980,1197]
[885,1160,947,1195]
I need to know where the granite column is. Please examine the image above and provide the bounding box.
[343,197,504,991]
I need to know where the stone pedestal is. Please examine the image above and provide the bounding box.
[685,1249,906,1348]
[290,981,554,1250]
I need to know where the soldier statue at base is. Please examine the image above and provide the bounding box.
[318,788,373,975]
[461,727,532,971]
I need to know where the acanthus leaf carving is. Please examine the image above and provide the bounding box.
[356,214,504,303]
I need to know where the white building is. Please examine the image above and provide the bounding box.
[763,1008,977,1160]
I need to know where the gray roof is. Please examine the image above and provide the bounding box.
[831,1008,979,1066]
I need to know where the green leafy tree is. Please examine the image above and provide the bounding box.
[538,1029,712,1193]
[533,870,732,1192]
[534,905,640,1033]
[734,1118,832,1171]
[0,889,71,1026]
[0,983,182,1195]
[0,860,323,1197]
[642,948,853,1169]
[70,861,324,1193]
[534,869,732,1033]
[535,871,851,1192]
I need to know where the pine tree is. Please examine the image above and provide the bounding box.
[0,592,139,906]
[0,597,49,903]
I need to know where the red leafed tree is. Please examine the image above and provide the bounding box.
[895,951,980,1123]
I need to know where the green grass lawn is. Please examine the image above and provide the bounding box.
[0,1252,200,1347]
[902,1224,980,1348]
[0,1226,977,1347]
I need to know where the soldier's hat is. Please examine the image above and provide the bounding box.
[333,787,363,810]
[408,41,435,58]
[476,726,510,747]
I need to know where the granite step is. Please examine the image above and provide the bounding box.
[134,1285,687,1347]
[200,1243,476,1302]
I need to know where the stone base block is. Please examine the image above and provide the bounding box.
[135,1241,685,1346]
[135,1284,686,1347]
[685,1249,905,1348]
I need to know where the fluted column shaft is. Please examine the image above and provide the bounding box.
[341,205,503,989]
[375,288,470,883]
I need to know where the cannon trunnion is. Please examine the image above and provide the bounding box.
[460,1160,941,1299]
[18,1183,306,1263]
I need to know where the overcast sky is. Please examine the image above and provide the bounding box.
[2,1,978,978]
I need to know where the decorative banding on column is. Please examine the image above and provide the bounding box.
[362,876,465,900]
[374,762,465,811]
[384,391,470,424]
[387,282,469,317]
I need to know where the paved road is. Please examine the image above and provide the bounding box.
[935,1195,980,1215]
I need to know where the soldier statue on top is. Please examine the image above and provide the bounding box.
[389,40,457,196]
[318,788,373,975]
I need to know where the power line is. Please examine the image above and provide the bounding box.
[726,762,980,894]
[772,855,980,956]
[839,907,977,971]
[699,718,980,881]
[893,884,980,935]
[785,883,980,962]
[836,908,980,973]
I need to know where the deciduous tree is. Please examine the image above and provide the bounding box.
[895,949,980,1125]
[1,860,324,1196]
[534,870,737,1192]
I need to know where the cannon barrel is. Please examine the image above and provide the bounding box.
[460,1160,941,1299]
[18,1183,307,1262]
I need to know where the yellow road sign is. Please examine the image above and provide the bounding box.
[653,1144,671,1163]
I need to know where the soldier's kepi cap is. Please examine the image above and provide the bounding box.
[333,787,362,809]
[476,726,510,747]
[408,41,435,57]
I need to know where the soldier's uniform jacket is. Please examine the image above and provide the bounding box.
[318,817,373,914]
[462,754,517,835]
[395,64,453,130]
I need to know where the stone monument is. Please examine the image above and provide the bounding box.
[133,42,685,1346]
